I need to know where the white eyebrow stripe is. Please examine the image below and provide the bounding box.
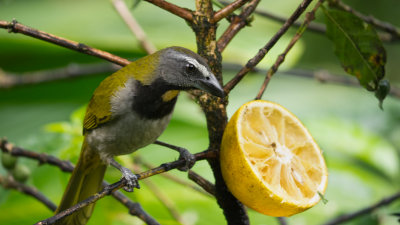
[176,54,210,77]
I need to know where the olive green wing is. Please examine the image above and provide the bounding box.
[83,71,128,134]
[83,97,112,134]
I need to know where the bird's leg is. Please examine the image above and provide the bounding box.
[110,158,140,192]
[154,140,195,171]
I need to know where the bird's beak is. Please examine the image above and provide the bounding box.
[196,73,225,98]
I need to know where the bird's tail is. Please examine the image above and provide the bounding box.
[54,139,107,225]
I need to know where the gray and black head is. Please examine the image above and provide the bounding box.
[156,46,225,98]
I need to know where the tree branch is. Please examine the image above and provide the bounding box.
[133,163,184,224]
[322,192,400,225]
[255,0,324,99]
[212,0,249,23]
[112,0,157,54]
[253,4,325,34]
[0,139,159,224]
[135,156,212,197]
[188,170,216,196]
[218,0,324,33]
[0,20,131,66]
[217,0,260,52]
[34,181,125,225]
[192,0,250,223]
[223,0,314,93]
[105,180,161,225]
[0,174,57,212]
[0,139,214,224]
[219,0,397,42]
[35,150,215,224]
[144,0,193,21]
[108,187,160,225]
[0,139,74,172]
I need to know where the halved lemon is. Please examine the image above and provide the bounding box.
[220,100,328,217]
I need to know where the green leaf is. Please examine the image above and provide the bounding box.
[322,7,387,93]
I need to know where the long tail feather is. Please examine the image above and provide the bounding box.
[54,139,107,225]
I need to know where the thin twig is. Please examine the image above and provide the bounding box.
[135,156,212,197]
[212,0,249,23]
[35,150,216,224]
[0,174,57,211]
[144,0,193,21]
[309,69,400,99]
[0,139,160,224]
[222,63,400,99]
[109,188,161,225]
[223,0,313,93]
[218,0,325,33]
[331,0,400,41]
[35,181,125,225]
[255,0,324,99]
[217,0,260,52]
[254,5,325,34]
[219,0,397,42]
[2,137,212,224]
[133,163,184,224]
[0,20,131,66]
[218,1,397,43]
[0,63,119,89]
[153,140,186,152]
[0,139,74,172]
[188,170,216,196]
[322,192,400,225]
[112,0,157,54]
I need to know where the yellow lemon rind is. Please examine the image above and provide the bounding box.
[220,100,328,217]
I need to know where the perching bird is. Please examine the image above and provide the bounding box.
[54,46,224,225]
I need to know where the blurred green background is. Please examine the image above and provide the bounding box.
[1,0,400,224]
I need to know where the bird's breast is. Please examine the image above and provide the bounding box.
[86,111,173,162]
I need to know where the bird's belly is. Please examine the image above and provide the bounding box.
[86,111,172,162]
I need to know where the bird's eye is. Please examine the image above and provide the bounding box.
[185,63,196,74]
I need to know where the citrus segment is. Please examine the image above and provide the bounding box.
[220,100,328,217]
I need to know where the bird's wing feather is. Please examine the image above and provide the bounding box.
[83,71,128,134]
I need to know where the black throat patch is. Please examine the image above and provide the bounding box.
[131,79,178,120]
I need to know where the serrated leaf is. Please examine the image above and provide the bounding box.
[322,7,386,92]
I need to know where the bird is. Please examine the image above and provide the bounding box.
[54,46,224,225]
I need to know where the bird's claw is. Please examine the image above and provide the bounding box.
[178,148,196,171]
[120,167,140,192]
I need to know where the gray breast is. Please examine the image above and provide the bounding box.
[86,111,173,162]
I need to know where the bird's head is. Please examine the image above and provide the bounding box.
[151,46,225,98]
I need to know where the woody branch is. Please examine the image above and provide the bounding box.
[224,0,314,93]
[0,20,130,66]
[0,138,216,224]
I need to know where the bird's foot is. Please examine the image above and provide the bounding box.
[120,167,140,192]
[153,141,196,171]
[178,148,196,171]
[110,158,140,192]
